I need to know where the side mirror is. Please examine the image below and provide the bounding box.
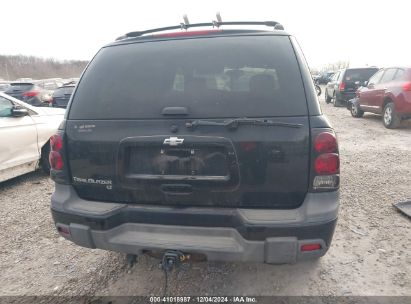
[11,107,29,117]
[367,83,376,90]
[363,81,368,87]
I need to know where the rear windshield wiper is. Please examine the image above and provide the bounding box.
[186,118,303,130]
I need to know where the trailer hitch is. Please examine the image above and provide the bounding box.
[159,250,191,296]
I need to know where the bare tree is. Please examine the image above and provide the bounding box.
[320,60,350,73]
[0,55,88,80]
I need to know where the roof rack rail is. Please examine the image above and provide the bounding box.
[116,21,283,41]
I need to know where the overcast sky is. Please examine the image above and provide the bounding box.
[1,0,410,70]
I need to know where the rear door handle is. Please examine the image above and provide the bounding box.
[161,184,193,195]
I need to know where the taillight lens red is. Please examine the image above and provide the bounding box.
[22,91,39,97]
[50,134,63,151]
[312,130,339,190]
[339,82,346,91]
[402,82,411,91]
[49,134,63,170]
[314,132,337,153]
[315,153,339,175]
[49,151,63,170]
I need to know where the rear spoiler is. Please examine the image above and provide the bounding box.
[117,20,284,40]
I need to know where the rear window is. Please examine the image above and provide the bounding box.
[53,86,75,96]
[344,68,378,83]
[69,35,307,119]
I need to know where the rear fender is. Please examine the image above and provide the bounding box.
[382,97,394,113]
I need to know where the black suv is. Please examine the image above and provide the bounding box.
[324,67,378,107]
[50,21,340,264]
[50,82,77,108]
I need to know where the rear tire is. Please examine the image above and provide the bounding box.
[325,90,332,103]
[383,102,401,129]
[40,142,51,174]
[333,94,339,107]
[350,102,364,118]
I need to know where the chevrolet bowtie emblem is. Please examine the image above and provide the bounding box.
[163,137,184,146]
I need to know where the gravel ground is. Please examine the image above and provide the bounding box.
[0,91,410,297]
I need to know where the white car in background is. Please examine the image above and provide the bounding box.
[0,92,65,182]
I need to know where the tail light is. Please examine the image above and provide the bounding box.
[49,132,70,184]
[49,151,63,170]
[402,82,411,91]
[50,134,63,151]
[310,130,340,191]
[314,154,339,175]
[22,91,39,97]
[49,134,63,170]
[338,82,346,91]
[314,132,337,153]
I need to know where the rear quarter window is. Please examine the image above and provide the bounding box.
[69,35,308,119]
[393,69,406,80]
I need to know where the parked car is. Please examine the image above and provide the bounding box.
[0,82,10,92]
[5,79,65,106]
[316,72,334,84]
[49,82,76,108]
[349,67,411,128]
[0,92,65,182]
[325,67,378,107]
[50,21,340,264]
[37,78,65,101]
[4,82,55,106]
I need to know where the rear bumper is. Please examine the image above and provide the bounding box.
[51,184,339,263]
[337,91,356,102]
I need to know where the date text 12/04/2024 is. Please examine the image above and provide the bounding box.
[149,296,257,303]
